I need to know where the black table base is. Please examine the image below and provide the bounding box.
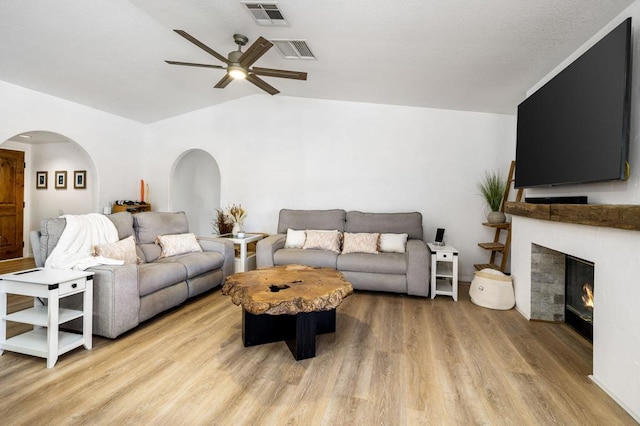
[242,309,336,360]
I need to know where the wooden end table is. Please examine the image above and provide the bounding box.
[222,265,353,360]
[0,268,94,368]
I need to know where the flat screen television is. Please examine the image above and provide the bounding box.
[515,17,632,188]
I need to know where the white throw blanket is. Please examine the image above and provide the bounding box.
[45,213,125,270]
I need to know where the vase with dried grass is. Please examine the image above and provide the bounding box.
[224,204,247,236]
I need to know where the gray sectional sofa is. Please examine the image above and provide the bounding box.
[256,209,430,296]
[30,211,234,338]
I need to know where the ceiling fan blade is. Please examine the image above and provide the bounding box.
[165,60,225,69]
[246,74,279,95]
[251,67,307,80]
[214,73,234,89]
[173,30,230,65]
[239,36,273,68]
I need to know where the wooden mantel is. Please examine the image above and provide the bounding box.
[504,201,640,231]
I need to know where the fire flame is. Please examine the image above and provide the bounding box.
[582,283,594,310]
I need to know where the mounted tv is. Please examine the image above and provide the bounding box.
[515,18,632,188]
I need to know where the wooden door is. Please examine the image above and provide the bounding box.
[0,149,24,260]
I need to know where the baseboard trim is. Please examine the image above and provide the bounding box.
[514,305,530,320]
[589,375,639,422]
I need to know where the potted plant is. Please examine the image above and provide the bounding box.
[478,170,506,223]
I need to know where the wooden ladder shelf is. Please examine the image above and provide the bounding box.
[474,161,523,273]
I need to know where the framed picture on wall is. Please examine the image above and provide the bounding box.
[55,170,67,189]
[74,170,87,189]
[36,171,48,189]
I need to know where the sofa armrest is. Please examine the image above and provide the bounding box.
[29,230,44,267]
[256,234,286,268]
[86,264,140,339]
[197,237,235,279]
[406,239,430,297]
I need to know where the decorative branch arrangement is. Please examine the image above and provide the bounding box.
[213,209,233,235]
[212,203,247,235]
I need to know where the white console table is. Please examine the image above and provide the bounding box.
[0,268,94,368]
[428,243,459,301]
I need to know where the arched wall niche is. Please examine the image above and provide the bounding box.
[170,149,221,236]
[1,130,99,257]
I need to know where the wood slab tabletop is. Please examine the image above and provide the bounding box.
[221,265,353,315]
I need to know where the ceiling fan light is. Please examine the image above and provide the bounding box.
[228,66,247,80]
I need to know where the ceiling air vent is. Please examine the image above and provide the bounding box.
[243,2,288,26]
[273,40,316,60]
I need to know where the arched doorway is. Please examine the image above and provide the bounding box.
[2,130,98,257]
[170,149,220,236]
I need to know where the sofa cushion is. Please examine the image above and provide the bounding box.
[303,230,341,253]
[274,248,338,269]
[93,235,139,264]
[379,233,408,253]
[345,211,423,240]
[134,211,189,244]
[337,252,407,275]
[138,243,162,263]
[107,211,135,239]
[277,209,346,234]
[156,251,225,279]
[284,229,306,248]
[342,232,379,254]
[138,262,188,297]
[155,233,202,258]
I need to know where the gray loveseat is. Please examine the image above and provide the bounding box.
[30,211,234,338]
[256,209,430,297]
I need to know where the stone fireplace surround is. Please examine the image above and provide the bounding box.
[510,212,640,420]
[529,244,567,323]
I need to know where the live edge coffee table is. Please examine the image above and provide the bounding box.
[222,265,353,360]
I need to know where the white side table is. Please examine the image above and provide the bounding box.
[427,243,459,301]
[218,233,265,273]
[0,268,94,368]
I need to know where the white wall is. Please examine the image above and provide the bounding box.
[146,95,516,280]
[0,80,147,213]
[30,142,96,222]
[511,2,640,419]
[0,79,515,279]
[170,149,221,235]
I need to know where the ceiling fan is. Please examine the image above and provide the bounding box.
[166,30,307,95]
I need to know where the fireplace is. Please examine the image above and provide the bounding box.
[565,256,594,341]
[529,244,594,341]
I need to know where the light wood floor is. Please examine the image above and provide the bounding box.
[0,260,636,424]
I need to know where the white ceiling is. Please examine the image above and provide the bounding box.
[0,0,634,124]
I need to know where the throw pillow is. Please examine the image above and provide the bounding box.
[379,233,408,253]
[303,230,341,253]
[93,235,139,264]
[342,232,379,254]
[155,233,203,258]
[284,229,306,248]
